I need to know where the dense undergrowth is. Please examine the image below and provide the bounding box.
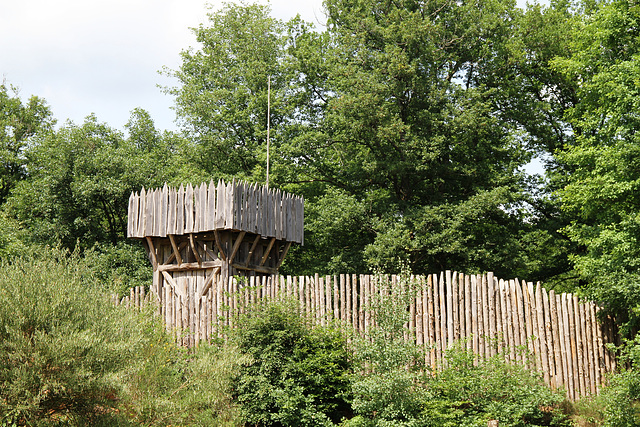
[0,249,638,426]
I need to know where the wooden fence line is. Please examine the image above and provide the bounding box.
[119,271,618,401]
[127,180,304,244]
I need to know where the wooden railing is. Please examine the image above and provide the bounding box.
[121,272,618,401]
[127,180,304,244]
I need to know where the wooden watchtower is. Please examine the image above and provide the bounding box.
[127,179,303,343]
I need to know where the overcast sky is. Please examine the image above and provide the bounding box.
[2,0,537,135]
[1,0,327,132]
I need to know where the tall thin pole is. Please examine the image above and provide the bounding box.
[266,75,271,188]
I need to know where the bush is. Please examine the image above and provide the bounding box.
[343,273,571,427]
[233,300,353,426]
[0,249,141,425]
[120,338,248,426]
[0,248,245,426]
[429,342,571,427]
[599,336,640,427]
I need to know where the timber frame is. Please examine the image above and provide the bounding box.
[127,179,303,316]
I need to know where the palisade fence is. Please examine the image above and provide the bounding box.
[115,271,618,401]
[127,180,304,244]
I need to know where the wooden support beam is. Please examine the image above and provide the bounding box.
[161,270,185,298]
[165,241,188,264]
[260,237,277,266]
[232,262,277,275]
[198,266,221,298]
[245,235,261,267]
[158,260,223,272]
[213,230,227,261]
[145,236,158,270]
[189,233,202,265]
[198,240,218,262]
[229,231,246,264]
[276,241,292,269]
[168,234,183,265]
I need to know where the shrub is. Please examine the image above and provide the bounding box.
[429,342,572,427]
[233,300,353,426]
[343,273,571,427]
[120,338,248,427]
[599,336,640,427]
[0,248,246,426]
[0,249,141,425]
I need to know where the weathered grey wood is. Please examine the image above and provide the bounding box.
[168,187,177,235]
[177,184,185,235]
[549,290,563,388]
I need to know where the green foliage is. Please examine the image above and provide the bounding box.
[429,343,571,427]
[233,300,353,426]
[121,339,247,427]
[0,84,55,205]
[345,274,434,426]
[550,0,640,332]
[0,248,141,424]
[344,273,570,427]
[82,241,152,297]
[598,337,640,427]
[0,247,247,426]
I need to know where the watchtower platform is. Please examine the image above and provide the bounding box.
[127,180,303,343]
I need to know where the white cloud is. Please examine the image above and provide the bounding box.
[1,0,326,131]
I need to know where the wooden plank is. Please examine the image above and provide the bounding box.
[593,304,605,393]
[556,293,569,395]
[550,290,563,389]
[486,272,500,356]
[584,301,596,395]
[425,275,434,368]
[199,182,208,233]
[535,284,549,385]
[144,188,153,236]
[464,274,471,350]
[127,192,134,237]
[276,242,292,269]
[437,272,445,354]
[470,274,478,360]
[505,280,515,361]
[574,295,585,397]
[514,280,526,363]
[445,271,453,349]
[158,184,167,237]
[415,277,423,346]
[168,186,176,235]
[475,274,483,358]
[260,237,276,266]
[433,274,442,365]
[568,293,580,400]
[227,179,234,230]
[561,293,577,401]
[339,274,346,323]
[452,272,459,342]
[206,180,215,231]
[138,188,147,237]
[542,288,555,389]
[177,184,185,235]
[522,281,534,366]
[185,184,194,233]
[215,180,224,229]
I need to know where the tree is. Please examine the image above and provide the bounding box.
[167,2,303,182]
[5,112,197,250]
[0,83,54,204]
[551,0,640,333]
[283,0,537,276]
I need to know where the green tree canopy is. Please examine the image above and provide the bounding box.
[0,84,55,204]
